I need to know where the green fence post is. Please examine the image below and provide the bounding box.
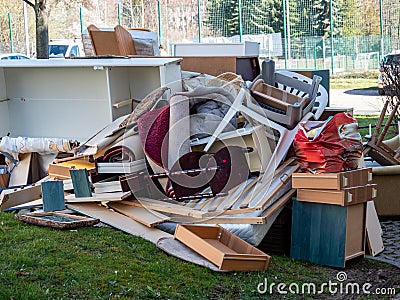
[238,0,243,43]
[314,42,317,69]
[305,39,309,69]
[157,1,162,46]
[282,0,288,69]
[329,0,334,74]
[118,3,121,25]
[80,7,83,34]
[8,13,14,53]
[197,0,202,43]
[379,0,384,58]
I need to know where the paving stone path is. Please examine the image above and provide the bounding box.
[367,220,400,268]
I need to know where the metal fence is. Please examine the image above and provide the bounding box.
[1,0,400,73]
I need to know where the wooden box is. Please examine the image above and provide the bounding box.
[292,168,372,190]
[291,199,366,268]
[174,224,271,271]
[297,184,377,206]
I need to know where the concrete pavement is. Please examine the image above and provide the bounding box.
[330,89,385,115]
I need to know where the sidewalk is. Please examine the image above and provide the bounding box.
[330,89,384,115]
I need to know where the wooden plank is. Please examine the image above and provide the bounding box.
[345,203,366,259]
[108,202,170,227]
[65,192,131,203]
[48,158,95,180]
[133,198,208,218]
[9,153,32,186]
[220,178,258,210]
[170,214,267,225]
[260,189,296,219]
[68,203,172,244]
[0,183,42,211]
[41,181,65,212]
[70,169,92,198]
[366,201,384,256]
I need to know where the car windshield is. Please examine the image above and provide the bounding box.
[49,45,68,57]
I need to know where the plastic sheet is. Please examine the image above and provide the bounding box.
[0,136,78,154]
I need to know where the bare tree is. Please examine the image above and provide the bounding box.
[23,0,49,58]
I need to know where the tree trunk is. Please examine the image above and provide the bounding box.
[35,0,49,59]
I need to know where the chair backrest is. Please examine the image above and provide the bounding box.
[114,25,136,56]
[87,24,137,56]
[88,25,120,56]
[273,70,327,120]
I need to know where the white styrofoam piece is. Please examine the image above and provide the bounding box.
[173,41,260,57]
[96,159,146,174]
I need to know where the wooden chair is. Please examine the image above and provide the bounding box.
[87,24,136,56]
[363,99,400,165]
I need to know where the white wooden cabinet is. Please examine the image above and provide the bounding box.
[0,58,182,141]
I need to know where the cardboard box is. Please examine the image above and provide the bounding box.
[174,224,271,271]
[292,168,372,190]
[297,184,377,206]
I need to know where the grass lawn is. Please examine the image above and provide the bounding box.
[0,211,399,299]
[330,71,379,90]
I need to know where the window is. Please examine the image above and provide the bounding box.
[69,45,79,57]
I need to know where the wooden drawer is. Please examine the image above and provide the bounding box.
[292,168,372,190]
[174,224,270,271]
[297,184,377,206]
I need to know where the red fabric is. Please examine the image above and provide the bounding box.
[293,113,362,173]
[137,106,170,168]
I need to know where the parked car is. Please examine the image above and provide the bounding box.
[49,39,85,58]
[378,52,400,95]
[0,53,30,60]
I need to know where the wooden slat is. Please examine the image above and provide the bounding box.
[366,201,384,256]
[108,202,170,227]
[0,184,42,211]
[122,198,207,218]
[260,189,296,219]
[65,192,131,203]
[251,164,299,210]
[68,203,172,244]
